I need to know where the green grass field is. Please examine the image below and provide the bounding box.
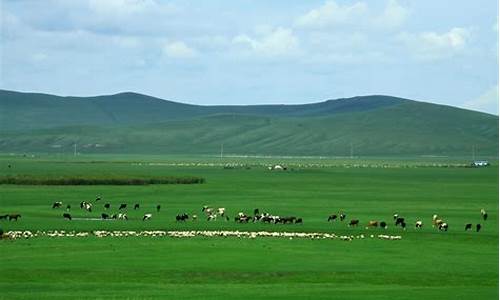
[0,155,498,299]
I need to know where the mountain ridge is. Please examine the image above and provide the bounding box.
[0,89,497,156]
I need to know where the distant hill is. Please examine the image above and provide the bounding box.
[0,90,498,156]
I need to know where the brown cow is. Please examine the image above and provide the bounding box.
[349,219,359,226]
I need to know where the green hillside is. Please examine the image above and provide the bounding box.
[0,90,497,156]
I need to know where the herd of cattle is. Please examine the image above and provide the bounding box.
[0,196,490,233]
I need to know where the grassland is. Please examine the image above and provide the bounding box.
[0,154,498,299]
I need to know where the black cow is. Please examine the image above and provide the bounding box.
[156,205,161,212]
[254,208,260,215]
[52,201,63,209]
[476,224,482,232]
[101,213,109,220]
[380,221,387,229]
[349,219,359,226]
[465,223,472,231]
[176,213,189,221]
[339,214,346,221]
[328,214,337,222]
[119,204,127,210]
[66,204,71,211]
[295,218,303,224]
[395,217,405,226]
[63,213,72,220]
[401,222,407,229]
[9,214,21,221]
[0,215,8,220]
[134,204,140,210]
[482,213,488,221]
[104,203,111,209]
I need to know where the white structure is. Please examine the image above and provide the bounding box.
[471,160,490,167]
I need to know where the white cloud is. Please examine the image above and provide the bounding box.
[398,27,471,60]
[463,85,499,114]
[163,41,197,58]
[232,27,299,57]
[296,1,368,28]
[295,0,407,29]
[373,0,408,29]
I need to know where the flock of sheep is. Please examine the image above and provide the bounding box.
[3,229,402,241]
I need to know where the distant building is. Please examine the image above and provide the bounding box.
[268,164,287,171]
[471,160,490,167]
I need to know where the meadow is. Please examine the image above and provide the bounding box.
[0,154,498,299]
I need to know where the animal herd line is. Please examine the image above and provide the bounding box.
[0,196,489,233]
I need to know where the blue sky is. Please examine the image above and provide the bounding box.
[1,0,498,114]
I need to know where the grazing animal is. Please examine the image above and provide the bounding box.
[438,223,448,231]
[366,220,378,228]
[101,213,109,219]
[143,213,152,221]
[9,214,21,221]
[176,213,189,221]
[104,203,110,209]
[254,208,260,215]
[207,214,217,221]
[465,223,472,231]
[80,201,92,212]
[481,209,488,221]
[295,218,303,224]
[63,213,72,220]
[415,221,423,228]
[156,205,161,212]
[95,196,101,202]
[395,217,405,226]
[432,214,441,227]
[192,214,198,221]
[217,207,226,216]
[66,204,71,211]
[476,224,482,232]
[52,201,63,209]
[393,213,399,220]
[348,219,359,227]
[235,215,252,223]
[339,213,346,221]
[119,204,127,210]
[328,214,337,222]
[134,204,140,210]
[0,214,9,220]
[118,213,128,220]
[401,222,407,230]
[380,221,387,229]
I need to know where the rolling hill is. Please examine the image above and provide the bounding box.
[0,89,497,156]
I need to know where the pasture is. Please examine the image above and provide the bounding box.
[0,154,498,299]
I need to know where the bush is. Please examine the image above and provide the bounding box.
[0,175,205,186]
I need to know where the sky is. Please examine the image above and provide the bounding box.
[1,0,498,114]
